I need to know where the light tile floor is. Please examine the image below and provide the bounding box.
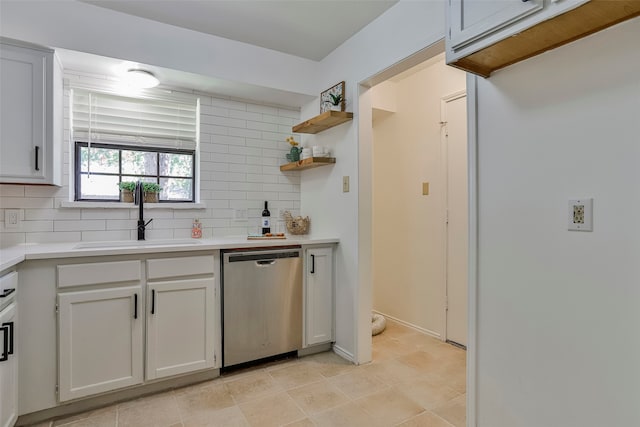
[29,320,466,427]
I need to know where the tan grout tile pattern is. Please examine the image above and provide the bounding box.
[36,320,465,427]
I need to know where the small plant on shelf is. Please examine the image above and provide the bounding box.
[285,136,302,162]
[327,93,345,111]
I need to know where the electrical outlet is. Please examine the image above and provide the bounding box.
[343,176,350,193]
[568,198,593,231]
[4,209,21,229]
[234,209,247,220]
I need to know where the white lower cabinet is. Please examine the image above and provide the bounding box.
[58,286,144,402]
[0,301,17,427]
[146,277,215,380]
[56,254,218,402]
[304,246,334,347]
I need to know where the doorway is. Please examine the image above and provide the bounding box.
[370,53,468,344]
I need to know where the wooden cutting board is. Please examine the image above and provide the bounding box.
[247,235,287,240]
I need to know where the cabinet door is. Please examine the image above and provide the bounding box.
[0,43,47,182]
[146,277,215,380]
[0,302,17,427]
[449,0,543,50]
[305,247,334,347]
[58,286,143,402]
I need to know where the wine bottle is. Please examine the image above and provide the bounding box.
[261,201,271,235]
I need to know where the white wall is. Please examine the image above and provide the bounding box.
[0,70,300,247]
[474,18,640,427]
[302,0,447,362]
[372,56,465,336]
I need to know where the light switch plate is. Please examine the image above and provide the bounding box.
[568,198,593,231]
[422,182,429,195]
[343,176,350,193]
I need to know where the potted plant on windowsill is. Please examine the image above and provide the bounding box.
[118,181,136,203]
[142,183,161,203]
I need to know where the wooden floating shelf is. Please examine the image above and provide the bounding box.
[292,110,353,134]
[450,1,640,77]
[279,157,336,171]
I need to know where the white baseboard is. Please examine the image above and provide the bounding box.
[372,310,442,340]
[332,344,355,363]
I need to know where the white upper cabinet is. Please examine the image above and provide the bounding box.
[448,0,543,51]
[0,39,63,185]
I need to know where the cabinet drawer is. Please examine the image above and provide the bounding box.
[147,255,214,280]
[58,261,141,288]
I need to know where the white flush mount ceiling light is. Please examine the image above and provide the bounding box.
[124,69,159,89]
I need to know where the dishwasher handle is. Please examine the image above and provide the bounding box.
[256,259,276,267]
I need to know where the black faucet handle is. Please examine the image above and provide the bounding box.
[144,219,153,227]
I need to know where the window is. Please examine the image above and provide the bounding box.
[75,142,195,202]
[71,89,199,203]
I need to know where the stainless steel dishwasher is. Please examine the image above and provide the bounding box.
[222,247,302,367]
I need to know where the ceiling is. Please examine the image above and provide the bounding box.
[80,0,398,61]
[58,0,397,107]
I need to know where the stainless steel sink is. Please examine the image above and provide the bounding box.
[73,239,203,250]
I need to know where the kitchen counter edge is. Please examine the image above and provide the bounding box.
[0,236,339,271]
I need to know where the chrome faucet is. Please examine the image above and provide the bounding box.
[134,181,153,240]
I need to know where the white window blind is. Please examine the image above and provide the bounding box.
[72,89,198,150]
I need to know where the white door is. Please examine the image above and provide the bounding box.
[146,277,215,380]
[58,286,143,401]
[305,247,334,347]
[442,92,468,347]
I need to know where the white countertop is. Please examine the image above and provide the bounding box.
[0,235,339,271]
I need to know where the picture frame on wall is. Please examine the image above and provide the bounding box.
[320,81,345,113]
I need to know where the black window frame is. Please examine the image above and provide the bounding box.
[74,141,196,203]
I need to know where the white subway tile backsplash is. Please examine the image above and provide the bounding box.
[1,197,54,209]
[201,105,230,117]
[229,110,262,122]
[55,220,105,232]
[247,174,277,184]
[0,233,26,248]
[81,209,131,220]
[201,124,229,136]
[106,219,138,230]
[0,73,300,244]
[151,218,194,229]
[228,146,262,156]
[229,182,262,192]
[229,164,263,174]
[81,230,131,242]
[246,104,280,115]
[228,128,262,139]
[207,115,246,129]
[278,108,300,119]
[20,220,54,233]
[26,232,81,244]
[0,185,25,198]
[24,186,67,198]
[247,121,278,132]
[210,98,247,111]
